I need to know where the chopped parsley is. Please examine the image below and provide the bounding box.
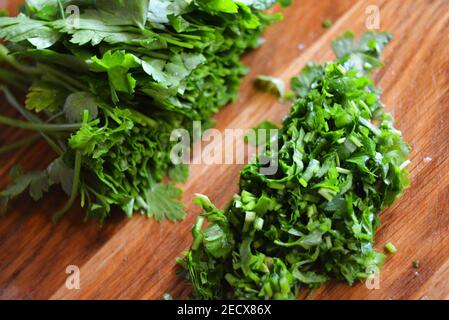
[179,31,411,300]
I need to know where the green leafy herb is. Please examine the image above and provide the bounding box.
[63,92,98,123]
[180,31,410,300]
[25,81,67,113]
[144,184,185,221]
[0,0,283,222]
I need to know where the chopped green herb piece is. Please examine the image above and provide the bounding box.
[163,293,173,300]
[322,19,332,29]
[255,75,286,98]
[385,242,398,254]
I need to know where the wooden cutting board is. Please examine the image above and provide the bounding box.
[0,0,448,300]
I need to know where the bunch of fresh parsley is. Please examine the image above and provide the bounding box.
[0,0,286,222]
[179,31,411,299]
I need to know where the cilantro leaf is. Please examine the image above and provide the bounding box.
[0,15,60,49]
[290,63,324,98]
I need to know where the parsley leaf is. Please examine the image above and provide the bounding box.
[26,81,67,113]
[64,92,98,123]
[145,184,185,221]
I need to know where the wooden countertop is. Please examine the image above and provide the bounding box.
[0,0,448,299]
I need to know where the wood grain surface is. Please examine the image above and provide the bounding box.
[0,0,448,300]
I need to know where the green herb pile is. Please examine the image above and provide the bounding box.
[179,31,411,299]
[0,0,285,222]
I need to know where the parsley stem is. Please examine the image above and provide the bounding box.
[0,134,41,155]
[0,115,81,132]
[52,151,82,223]
[45,110,65,123]
[43,137,64,155]
[116,46,169,60]
[0,46,86,92]
[192,216,205,250]
[1,86,65,155]
[42,74,80,93]
[37,64,89,91]
[0,45,40,75]
[385,242,397,254]
[1,85,40,121]
[157,34,193,49]
[0,69,29,91]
